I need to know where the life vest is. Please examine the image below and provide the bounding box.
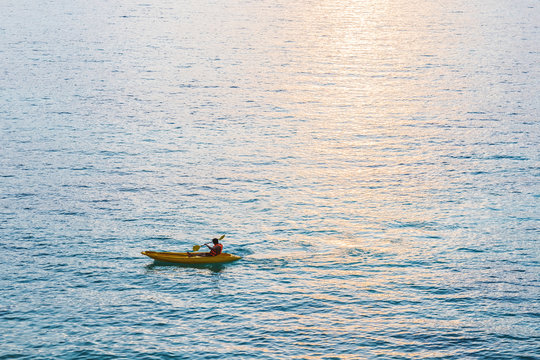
[210,243,223,256]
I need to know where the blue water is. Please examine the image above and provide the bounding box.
[1,0,539,358]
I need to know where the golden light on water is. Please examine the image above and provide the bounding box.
[240,0,495,254]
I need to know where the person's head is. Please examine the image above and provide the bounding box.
[212,238,219,244]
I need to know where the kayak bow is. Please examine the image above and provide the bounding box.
[141,251,242,264]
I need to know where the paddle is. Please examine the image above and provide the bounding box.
[192,234,225,251]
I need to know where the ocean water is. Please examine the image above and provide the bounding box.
[0,0,538,358]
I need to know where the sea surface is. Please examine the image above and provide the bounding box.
[1,0,539,359]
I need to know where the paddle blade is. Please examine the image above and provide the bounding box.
[219,234,226,240]
[192,245,201,251]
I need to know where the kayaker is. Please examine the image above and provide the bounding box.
[188,238,223,257]
[206,237,223,256]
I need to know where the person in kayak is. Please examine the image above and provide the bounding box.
[188,238,223,257]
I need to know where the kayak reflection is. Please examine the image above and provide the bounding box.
[145,261,226,273]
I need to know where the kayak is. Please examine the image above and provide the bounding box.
[141,251,242,264]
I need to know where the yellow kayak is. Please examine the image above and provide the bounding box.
[141,251,242,264]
